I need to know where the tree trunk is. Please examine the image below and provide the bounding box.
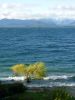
[26,76,31,83]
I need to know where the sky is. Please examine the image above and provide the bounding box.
[0,0,75,19]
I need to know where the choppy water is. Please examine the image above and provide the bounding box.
[0,27,75,87]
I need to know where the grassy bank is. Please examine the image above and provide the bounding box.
[0,82,75,100]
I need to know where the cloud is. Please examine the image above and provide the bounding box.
[0,3,75,19]
[49,6,75,19]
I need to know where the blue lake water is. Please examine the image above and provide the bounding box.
[0,27,75,87]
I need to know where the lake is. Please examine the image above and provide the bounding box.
[0,27,75,87]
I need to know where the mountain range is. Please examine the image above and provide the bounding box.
[0,18,75,27]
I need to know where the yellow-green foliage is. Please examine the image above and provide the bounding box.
[11,64,27,75]
[30,62,46,79]
[11,62,46,79]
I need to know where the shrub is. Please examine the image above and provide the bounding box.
[11,62,47,81]
[50,87,74,100]
[0,82,27,98]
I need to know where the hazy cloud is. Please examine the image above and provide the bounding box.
[0,3,75,19]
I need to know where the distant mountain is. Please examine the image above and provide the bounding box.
[0,18,75,27]
[56,19,75,26]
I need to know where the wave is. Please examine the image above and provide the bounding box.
[1,75,75,87]
[0,75,75,81]
[0,74,75,83]
[0,74,75,81]
[43,75,75,80]
[0,76,25,81]
[27,82,75,88]
[55,82,75,87]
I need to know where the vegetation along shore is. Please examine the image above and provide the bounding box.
[0,62,75,100]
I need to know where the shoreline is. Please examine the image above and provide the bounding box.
[0,75,75,97]
[1,77,75,87]
[1,80,75,97]
[0,81,75,99]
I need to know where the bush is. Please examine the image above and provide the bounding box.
[0,82,27,98]
[50,87,74,100]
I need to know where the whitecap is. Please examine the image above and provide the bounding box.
[43,75,74,80]
[0,76,26,81]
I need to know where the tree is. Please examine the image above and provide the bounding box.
[11,62,47,82]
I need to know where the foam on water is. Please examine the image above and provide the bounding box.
[0,75,75,87]
[0,76,25,81]
[43,75,74,80]
[27,82,75,88]
[0,74,74,81]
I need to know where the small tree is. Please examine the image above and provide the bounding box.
[11,62,47,82]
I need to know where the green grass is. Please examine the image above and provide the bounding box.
[3,92,50,100]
